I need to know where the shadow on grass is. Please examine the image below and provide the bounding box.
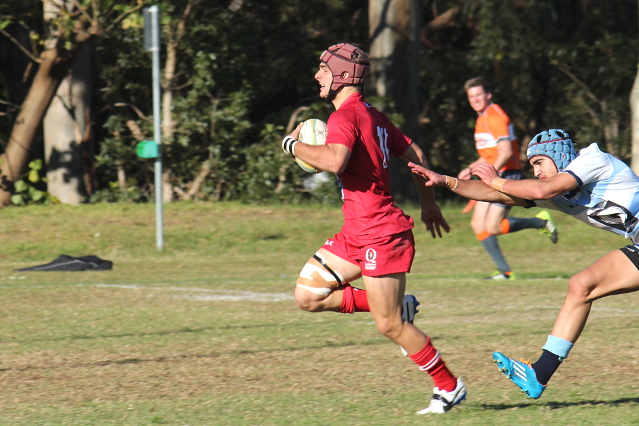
[8,321,309,344]
[3,325,224,344]
[482,396,639,410]
[0,338,389,372]
[11,318,418,345]
[422,273,573,281]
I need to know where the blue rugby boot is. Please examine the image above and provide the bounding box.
[492,352,546,399]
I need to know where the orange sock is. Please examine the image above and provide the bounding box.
[476,231,491,241]
[409,337,457,392]
[500,218,510,234]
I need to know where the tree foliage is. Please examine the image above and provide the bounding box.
[0,0,637,204]
[420,0,637,184]
[0,0,143,205]
[92,0,367,204]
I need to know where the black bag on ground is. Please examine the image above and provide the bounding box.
[15,255,113,272]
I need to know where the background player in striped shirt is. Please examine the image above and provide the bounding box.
[460,78,557,280]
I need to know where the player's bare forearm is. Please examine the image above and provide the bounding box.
[402,144,437,205]
[401,145,450,237]
[472,162,577,200]
[410,172,437,207]
[408,162,526,206]
[400,142,429,169]
[413,176,451,239]
[293,142,351,174]
[453,179,524,206]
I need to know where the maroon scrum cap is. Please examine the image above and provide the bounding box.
[319,43,369,92]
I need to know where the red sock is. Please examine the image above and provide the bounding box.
[409,337,457,392]
[339,285,370,313]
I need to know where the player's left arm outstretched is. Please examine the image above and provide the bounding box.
[408,162,529,207]
[472,162,577,201]
[400,143,450,238]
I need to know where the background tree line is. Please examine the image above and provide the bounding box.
[0,0,636,206]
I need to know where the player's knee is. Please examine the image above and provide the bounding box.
[567,273,595,300]
[294,289,312,311]
[295,284,330,312]
[294,296,318,312]
[470,219,484,234]
[293,256,346,312]
[374,316,403,340]
[294,285,328,312]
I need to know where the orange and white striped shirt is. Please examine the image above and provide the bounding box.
[474,103,521,172]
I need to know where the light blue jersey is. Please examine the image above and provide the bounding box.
[533,143,639,244]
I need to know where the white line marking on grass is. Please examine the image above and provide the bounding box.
[94,284,294,302]
[174,293,294,302]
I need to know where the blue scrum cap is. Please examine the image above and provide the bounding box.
[527,129,577,171]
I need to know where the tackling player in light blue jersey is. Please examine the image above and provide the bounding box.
[408,129,639,399]
[533,141,639,242]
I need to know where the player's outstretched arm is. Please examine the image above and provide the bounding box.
[408,162,527,207]
[472,162,578,200]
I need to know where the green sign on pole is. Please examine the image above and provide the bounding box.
[136,140,159,158]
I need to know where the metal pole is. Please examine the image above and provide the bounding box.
[149,5,164,250]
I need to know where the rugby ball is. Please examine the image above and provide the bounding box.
[295,119,328,173]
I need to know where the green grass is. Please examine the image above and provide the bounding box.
[0,202,638,425]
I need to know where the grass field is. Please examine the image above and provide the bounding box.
[0,201,638,425]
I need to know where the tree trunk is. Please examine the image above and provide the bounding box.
[0,48,75,205]
[0,1,98,206]
[369,0,422,201]
[160,34,176,203]
[43,43,93,204]
[160,0,196,203]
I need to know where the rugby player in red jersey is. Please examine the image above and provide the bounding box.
[281,43,466,414]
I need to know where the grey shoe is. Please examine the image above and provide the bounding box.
[402,294,420,323]
[399,295,421,356]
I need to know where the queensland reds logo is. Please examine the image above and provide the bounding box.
[364,248,377,270]
[366,249,377,261]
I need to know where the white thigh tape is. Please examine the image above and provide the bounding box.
[312,252,346,283]
[300,263,342,285]
[296,283,332,296]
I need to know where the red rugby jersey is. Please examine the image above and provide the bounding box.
[325,93,414,240]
